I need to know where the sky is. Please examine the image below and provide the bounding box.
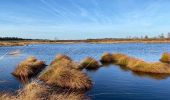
[0,0,170,40]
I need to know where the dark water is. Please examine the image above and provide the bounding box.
[0,43,170,99]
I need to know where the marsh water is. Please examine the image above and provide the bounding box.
[0,43,170,100]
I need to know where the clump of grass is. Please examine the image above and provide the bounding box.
[116,56,130,66]
[39,62,92,90]
[0,81,48,100]
[112,53,170,74]
[49,92,88,100]
[132,62,170,74]
[50,54,72,65]
[80,57,100,69]
[51,57,83,70]
[0,93,16,100]
[160,52,170,64]
[0,81,89,100]
[12,56,46,79]
[17,81,48,100]
[112,53,128,63]
[100,52,113,64]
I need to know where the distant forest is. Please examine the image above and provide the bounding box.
[0,37,32,41]
[1,32,170,41]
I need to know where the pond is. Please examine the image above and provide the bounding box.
[0,43,170,100]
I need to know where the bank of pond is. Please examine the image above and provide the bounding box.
[1,52,170,100]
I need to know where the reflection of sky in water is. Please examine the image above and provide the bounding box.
[0,43,170,99]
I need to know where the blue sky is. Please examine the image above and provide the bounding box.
[0,0,170,39]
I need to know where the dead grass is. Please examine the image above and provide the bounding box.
[39,62,92,90]
[49,92,88,100]
[0,93,16,100]
[50,54,72,65]
[112,53,170,74]
[100,52,113,63]
[12,56,46,78]
[0,81,89,100]
[80,57,100,69]
[51,58,83,70]
[0,81,48,100]
[160,52,170,64]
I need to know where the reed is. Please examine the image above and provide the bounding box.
[80,57,100,69]
[160,52,170,64]
[12,56,46,78]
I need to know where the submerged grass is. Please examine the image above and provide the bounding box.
[80,57,100,69]
[12,56,46,79]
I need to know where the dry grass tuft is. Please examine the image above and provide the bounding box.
[49,92,88,100]
[112,53,170,74]
[39,62,92,90]
[51,58,83,70]
[0,81,48,100]
[80,57,100,69]
[50,54,72,65]
[160,52,170,64]
[0,81,89,100]
[17,81,48,100]
[100,52,113,64]
[12,56,46,78]
[0,93,16,100]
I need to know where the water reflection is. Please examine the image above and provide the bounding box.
[87,63,170,80]
[132,71,170,80]
[113,64,170,80]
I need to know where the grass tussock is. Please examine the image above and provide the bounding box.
[80,57,100,69]
[0,93,16,100]
[112,53,170,74]
[50,54,72,65]
[12,56,46,78]
[51,57,83,70]
[49,92,88,100]
[0,81,89,100]
[160,52,170,64]
[112,53,128,63]
[39,63,92,90]
[100,52,113,64]
[0,81,48,100]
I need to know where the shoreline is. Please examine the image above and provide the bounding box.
[1,39,170,46]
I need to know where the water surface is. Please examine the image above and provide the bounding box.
[0,43,170,99]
